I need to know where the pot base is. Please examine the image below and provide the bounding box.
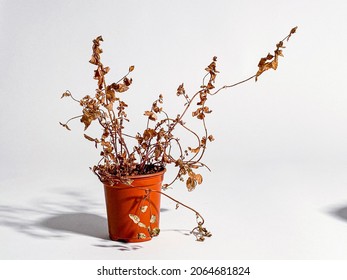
[108,233,152,243]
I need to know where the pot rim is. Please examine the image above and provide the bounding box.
[98,168,166,186]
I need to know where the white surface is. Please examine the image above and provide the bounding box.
[1,0,347,259]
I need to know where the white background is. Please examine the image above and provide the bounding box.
[1,0,347,260]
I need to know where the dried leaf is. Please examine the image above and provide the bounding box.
[143,128,157,140]
[186,177,197,191]
[195,174,203,184]
[208,135,215,142]
[271,56,278,70]
[106,87,116,103]
[138,233,147,239]
[105,102,114,111]
[192,108,201,117]
[287,26,298,41]
[80,114,93,130]
[177,83,185,96]
[276,41,284,49]
[144,111,157,121]
[150,215,156,224]
[115,83,129,93]
[61,91,71,99]
[158,94,164,103]
[83,134,99,147]
[129,65,135,72]
[95,35,103,42]
[206,82,215,90]
[89,55,98,65]
[151,228,160,237]
[188,146,200,153]
[129,214,140,224]
[197,112,205,120]
[275,49,284,57]
[103,66,110,74]
[59,122,71,131]
[140,205,148,213]
[203,106,212,114]
[123,77,132,86]
[84,134,96,142]
[138,222,147,228]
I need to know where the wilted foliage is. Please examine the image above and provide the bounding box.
[60,27,297,241]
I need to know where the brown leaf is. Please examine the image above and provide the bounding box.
[129,65,135,72]
[105,102,114,111]
[208,135,215,142]
[290,26,298,34]
[101,140,113,153]
[276,41,284,49]
[150,215,156,224]
[151,228,160,237]
[177,83,185,96]
[144,111,157,121]
[206,82,215,90]
[197,112,205,120]
[256,61,273,81]
[188,146,200,153]
[195,174,203,184]
[106,87,116,103]
[95,35,103,42]
[143,128,157,141]
[138,233,147,239]
[61,91,71,99]
[59,122,71,131]
[80,114,93,130]
[186,177,197,191]
[83,134,95,142]
[123,77,132,86]
[103,66,110,74]
[271,55,279,70]
[138,222,147,228]
[287,26,298,41]
[203,106,212,114]
[192,108,201,117]
[158,94,164,103]
[275,49,284,57]
[115,83,129,93]
[84,134,99,148]
[89,56,98,65]
[129,214,140,224]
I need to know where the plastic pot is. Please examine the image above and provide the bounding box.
[103,169,165,242]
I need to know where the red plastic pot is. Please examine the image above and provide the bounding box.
[103,170,165,242]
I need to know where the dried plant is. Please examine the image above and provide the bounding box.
[60,27,297,241]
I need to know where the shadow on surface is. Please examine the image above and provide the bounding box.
[40,213,109,240]
[0,188,176,251]
[330,205,347,222]
[0,189,111,241]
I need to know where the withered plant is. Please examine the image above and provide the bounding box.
[60,27,297,241]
